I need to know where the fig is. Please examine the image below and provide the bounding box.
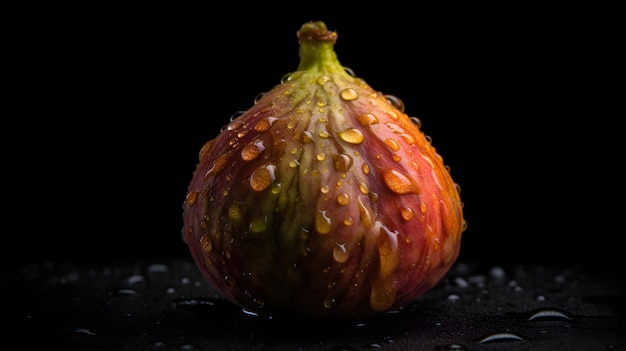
[182,21,466,320]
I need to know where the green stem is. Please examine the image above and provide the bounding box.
[296,21,349,76]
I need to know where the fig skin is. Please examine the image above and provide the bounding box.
[182,21,466,321]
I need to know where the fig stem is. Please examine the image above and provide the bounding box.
[296,21,349,77]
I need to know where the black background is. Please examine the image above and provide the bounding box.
[6,5,620,271]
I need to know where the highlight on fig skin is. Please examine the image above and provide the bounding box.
[182,20,467,321]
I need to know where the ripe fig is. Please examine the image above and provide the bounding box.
[182,21,466,320]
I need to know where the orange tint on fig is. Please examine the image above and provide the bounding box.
[182,21,467,321]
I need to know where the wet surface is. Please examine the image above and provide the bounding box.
[2,259,624,351]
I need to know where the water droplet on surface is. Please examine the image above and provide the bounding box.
[340,88,359,101]
[70,327,97,336]
[446,294,461,301]
[489,266,506,280]
[434,344,467,351]
[476,332,525,344]
[337,128,364,144]
[527,308,572,321]
[122,274,146,288]
[453,277,469,288]
[146,263,169,274]
[109,288,137,296]
[150,341,166,350]
[241,307,260,317]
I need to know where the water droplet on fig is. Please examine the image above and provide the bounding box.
[317,75,331,85]
[280,72,292,83]
[228,203,242,220]
[337,128,364,144]
[400,206,415,221]
[336,193,350,205]
[358,182,369,194]
[331,153,353,172]
[323,298,337,309]
[302,131,314,143]
[270,183,281,194]
[241,139,265,161]
[204,154,228,177]
[185,191,198,206]
[315,210,332,234]
[400,133,415,145]
[254,117,277,131]
[333,243,349,263]
[384,138,401,152]
[199,236,212,254]
[249,217,267,233]
[318,130,330,139]
[229,111,246,122]
[340,88,358,101]
[250,164,275,191]
[410,116,422,128]
[382,168,421,194]
[356,113,379,126]
[361,164,370,175]
[385,95,405,112]
[253,93,266,104]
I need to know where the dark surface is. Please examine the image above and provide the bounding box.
[5,4,623,351]
[3,259,624,350]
